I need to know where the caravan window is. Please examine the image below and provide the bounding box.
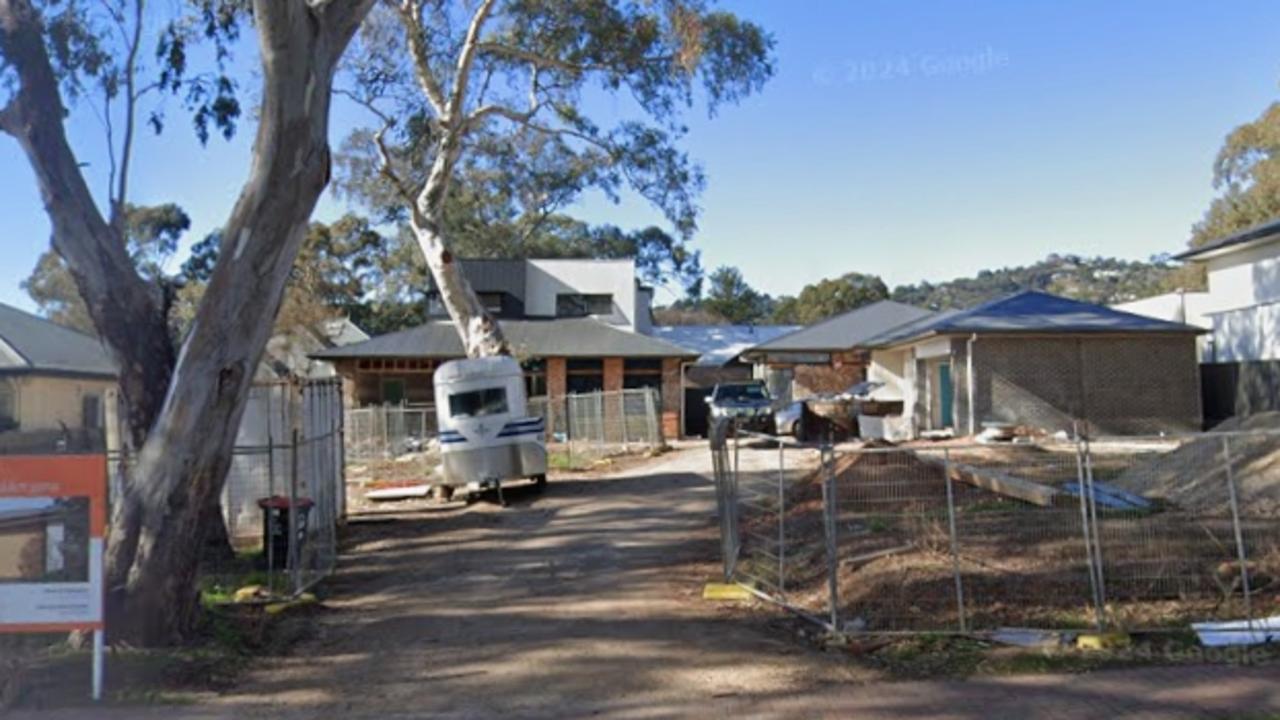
[449,387,509,418]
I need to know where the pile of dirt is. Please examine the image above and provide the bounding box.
[1112,412,1280,516]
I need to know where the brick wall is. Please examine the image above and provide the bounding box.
[603,357,624,392]
[962,335,1201,436]
[789,352,868,400]
[546,356,567,398]
[661,358,682,440]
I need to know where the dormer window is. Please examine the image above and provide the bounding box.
[556,293,613,318]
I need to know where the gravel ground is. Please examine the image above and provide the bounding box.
[13,442,1280,720]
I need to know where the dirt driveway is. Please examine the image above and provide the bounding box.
[14,443,1280,719]
[214,442,854,718]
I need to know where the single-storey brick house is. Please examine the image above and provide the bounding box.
[740,300,935,404]
[862,291,1205,438]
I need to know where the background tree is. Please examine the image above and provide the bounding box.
[771,271,888,325]
[0,0,375,644]
[343,0,773,356]
[23,203,191,333]
[1191,100,1280,248]
[695,265,773,324]
[890,254,1190,310]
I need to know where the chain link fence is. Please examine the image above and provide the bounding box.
[711,422,1280,639]
[109,379,344,599]
[344,405,436,461]
[531,388,663,468]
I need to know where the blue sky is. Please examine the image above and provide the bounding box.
[2,0,1279,311]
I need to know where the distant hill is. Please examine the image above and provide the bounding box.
[889,254,1199,310]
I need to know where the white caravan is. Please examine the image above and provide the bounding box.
[434,356,547,501]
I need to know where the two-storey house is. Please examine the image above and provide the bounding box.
[313,258,696,438]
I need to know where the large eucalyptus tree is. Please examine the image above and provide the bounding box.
[342,0,774,356]
[0,0,375,644]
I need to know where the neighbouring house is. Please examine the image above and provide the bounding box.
[861,291,1204,439]
[0,303,117,451]
[740,301,935,404]
[257,317,371,381]
[1117,218,1280,424]
[312,258,697,438]
[650,324,800,437]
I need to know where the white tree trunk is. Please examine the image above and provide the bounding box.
[1,0,373,644]
[406,0,508,359]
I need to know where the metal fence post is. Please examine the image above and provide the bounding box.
[289,428,301,595]
[777,438,786,596]
[266,433,277,591]
[943,448,968,633]
[1074,428,1104,631]
[821,443,840,633]
[620,390,631,452]
[1083,436,1108,616]
[1223,435,1254,627]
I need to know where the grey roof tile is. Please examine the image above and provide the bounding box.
[744,301,935,354]
[0,304,116,378]
[863,291,1204,348]
[312,317,698,359]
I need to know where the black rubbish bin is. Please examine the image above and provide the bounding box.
[257,495,314,569]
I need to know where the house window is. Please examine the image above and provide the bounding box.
[523,359,547,398]
[81,393,102,431]
[0,379,16,431]
[623,358,663,391]
[478,292,505,314]
[381,378,406,405]
[556,293,613,318]
[566,358,604,394]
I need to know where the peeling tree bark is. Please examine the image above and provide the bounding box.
[0,0,373,644]
[405,0,509,359]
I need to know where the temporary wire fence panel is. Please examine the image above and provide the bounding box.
[107,379,346,599]
[710,425,1280,637]
[344,405,435,461]
[531,388,663,467]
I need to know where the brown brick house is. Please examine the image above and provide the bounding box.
[740,301,934,403]
[314,321,695,439]
[863,291,1205,438]
[313,258,701,438]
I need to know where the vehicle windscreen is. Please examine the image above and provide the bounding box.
[715,384,768,402]
[449,387,509,418]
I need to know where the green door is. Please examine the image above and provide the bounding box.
[938,363,954,429]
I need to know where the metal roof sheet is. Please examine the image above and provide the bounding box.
[1174,217,1280,261]
[650,325,800,367]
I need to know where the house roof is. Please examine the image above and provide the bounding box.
[743,301,935,356]
[311,317,698,360]
[1174,217,1280,261]
[863,291,1204,349]
[650,324,801,367]
[0,303,116,379]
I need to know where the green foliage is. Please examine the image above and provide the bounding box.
[336,0,773,307]
[23,203,191,333]
[1191,101,1280,248]
[771,272,889,325]
[890,254,1193,310]
[696,265,774,324]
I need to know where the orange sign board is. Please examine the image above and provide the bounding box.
[0,454,107,633]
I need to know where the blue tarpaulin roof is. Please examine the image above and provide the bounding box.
[863,291,1204,348]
